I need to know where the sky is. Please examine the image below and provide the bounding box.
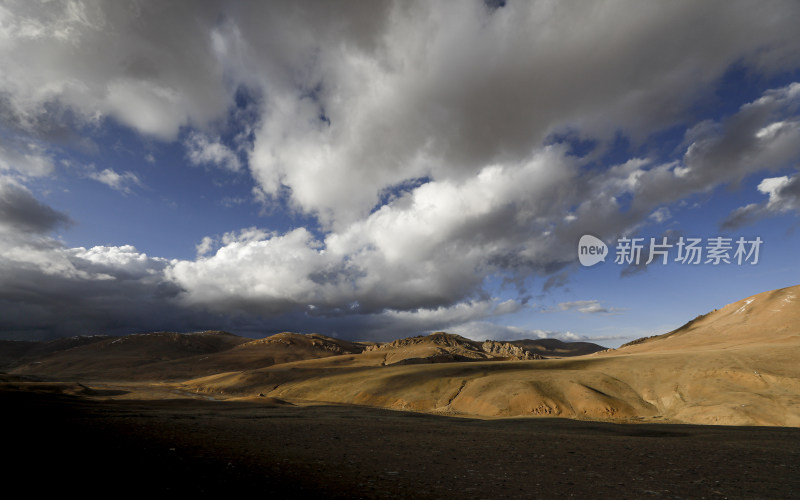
[2,1,800,346]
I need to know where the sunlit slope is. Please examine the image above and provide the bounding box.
[616,285,800,353]
[181,356,660,420]
[182,287,800,426]
[362,332,543,364]
[4,330,602,380]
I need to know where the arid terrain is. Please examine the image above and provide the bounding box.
[2,285,800,497]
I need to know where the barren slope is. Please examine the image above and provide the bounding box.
[7,331,366,381]
[617,284,800,353]
[181,286,800,426]
[9,331,247,380]
[507,338,607,357]
[158,332,365,377]
[362,332,543,364]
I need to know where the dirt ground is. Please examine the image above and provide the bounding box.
[3,387,799,499]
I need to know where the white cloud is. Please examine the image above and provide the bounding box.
[579,83,800,234]
[167,228,330,311]
[195,236,215,257]
[649,207,672,224]
[105,79,188,140]
[0,1,231,141]
[0,142,55,177]
[71,245,167,278]
[242,1,800,228]
[185,132,241,172]
[724,173,800,228]
[88,168,141,194]
[446,321,622,344]
[447,321,557,342]
[759,176,791,195]
[557,300,624,315]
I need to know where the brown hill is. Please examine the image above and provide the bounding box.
[4,330,553,381]
[7,331,365,381]
[363,332,543,364]
[6,286,798,428]
[9,331,246,380]
[616,285,800,353]
[506,338,607,357]
[0,341,38,368]
[149,332,365,379]
[0,335,111,369]
[180,286,800,426]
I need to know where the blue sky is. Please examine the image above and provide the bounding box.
[2,1,800,346]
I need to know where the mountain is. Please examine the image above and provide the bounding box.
[363,332,544,365]
[617,285,800,353]
[181,286,800,426]
[6,331,247,380]
[4,331,369,381]
[4,288,798,427]
[170,332,365,376]
[506,338,607,357]
[0,341,38,368]
[1,330,589,380]
[0,335,110,368]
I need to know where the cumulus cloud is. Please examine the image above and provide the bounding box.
[1,1,800,340]
[70,245,168,279]
[165,146,578,321]
[243,1,800,228]
[168,227,330,314]
[0,1,232,140]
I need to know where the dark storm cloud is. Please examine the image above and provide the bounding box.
[0,179,71,233]
[0,235,235,340]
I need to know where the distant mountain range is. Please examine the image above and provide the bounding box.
[3,285,798,427]
[0,330,605,381]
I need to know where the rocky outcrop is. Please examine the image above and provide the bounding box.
[239,332,362,355]
[480,341,543,360]
[365,332,542,361]
[365,332,476,351]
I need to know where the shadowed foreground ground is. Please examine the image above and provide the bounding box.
[4,388,799,499]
